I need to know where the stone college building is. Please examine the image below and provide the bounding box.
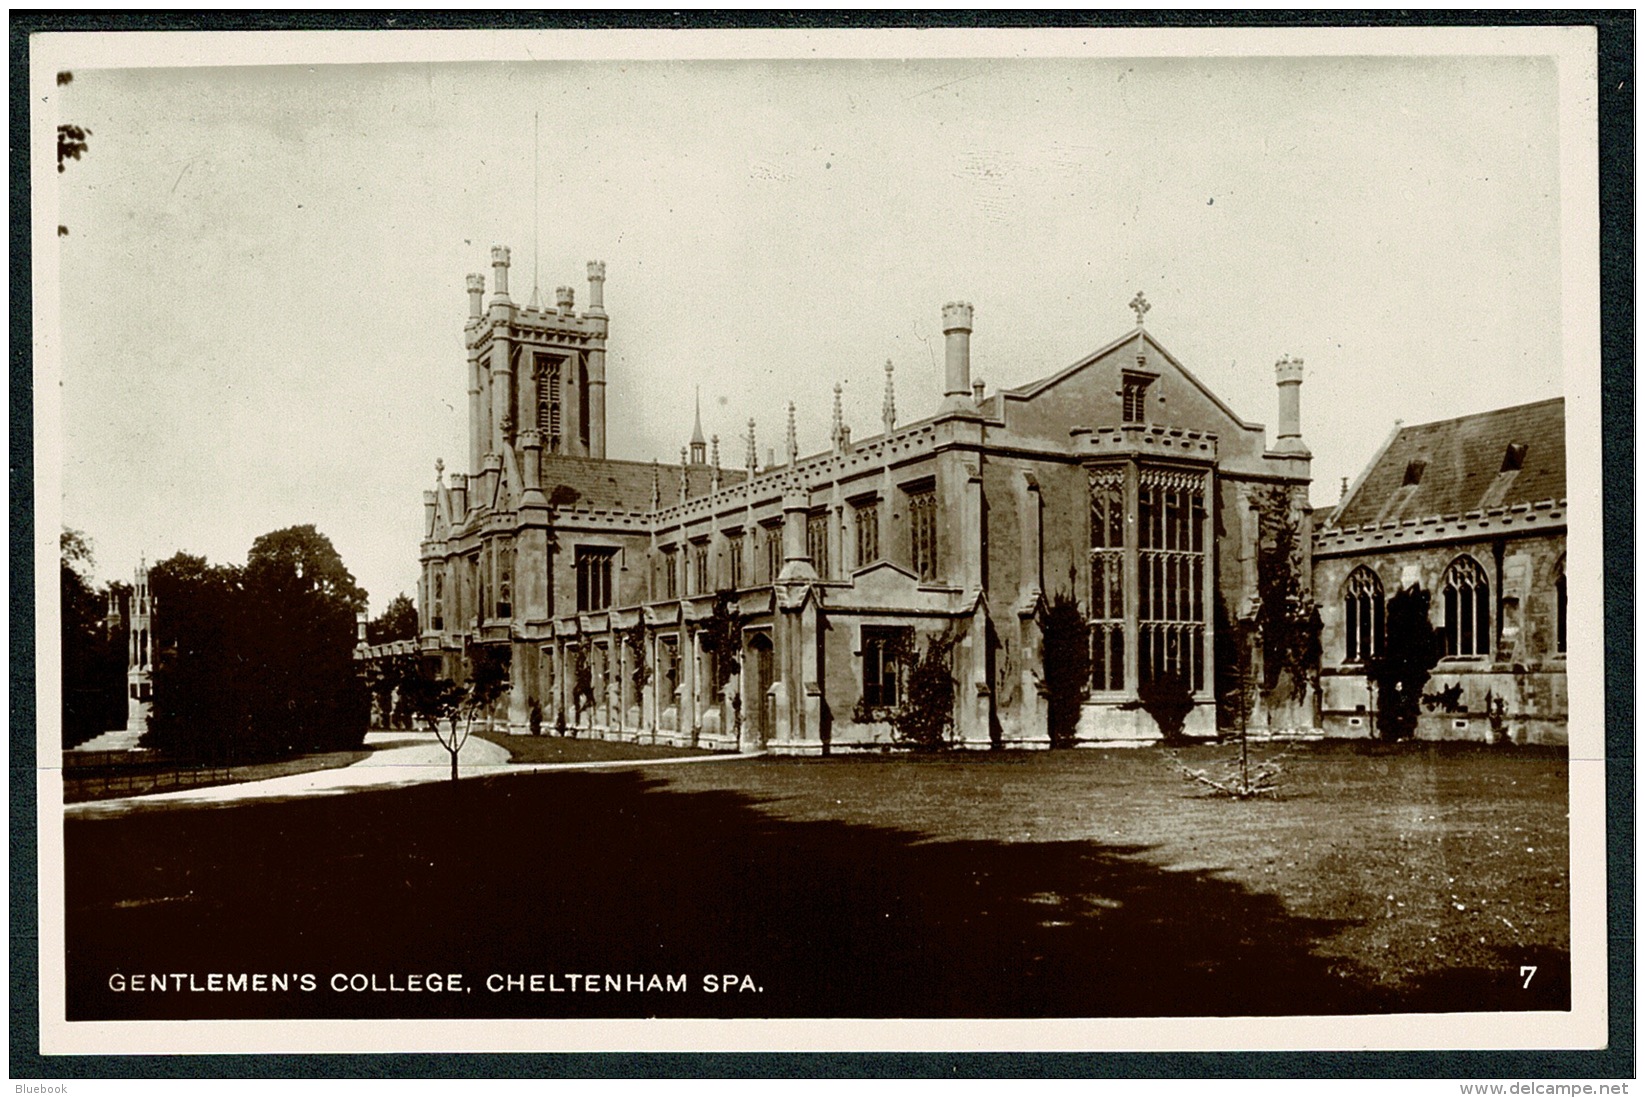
[405,246,1317,753]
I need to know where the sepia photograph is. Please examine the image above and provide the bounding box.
[27,23,1610,1059]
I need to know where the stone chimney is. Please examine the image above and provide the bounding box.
[941,301,974,413]
[466,273,485,319]
[1274,355,1309,454]
[586,260,606,315]
[449,472,468,518]
[490,245,511,300]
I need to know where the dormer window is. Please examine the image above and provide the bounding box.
[1122,373,1153,424]
[1402,459,1426,486]
[1501,443,1528,472]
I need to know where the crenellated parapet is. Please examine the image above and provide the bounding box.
[1313,497,1566,558]
[1069,422,1219,461]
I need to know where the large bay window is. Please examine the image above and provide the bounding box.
[1088,468,1126,691]
[1086,463,1211,696]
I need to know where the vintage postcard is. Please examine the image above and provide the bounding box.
[28,24,1607,1058]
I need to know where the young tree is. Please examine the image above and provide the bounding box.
[1365,583,1444,742]
[409,649,510,782]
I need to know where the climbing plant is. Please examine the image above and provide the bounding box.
[891,630,958,751]
[571,638,594,721]
[621,619,651,701]
[1250,486,1323,702]
[697,590,745,693]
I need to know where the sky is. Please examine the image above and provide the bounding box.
[43,33,1574,614]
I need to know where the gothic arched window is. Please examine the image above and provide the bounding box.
[1343,566,1384,663]
[1442,554,1491,657]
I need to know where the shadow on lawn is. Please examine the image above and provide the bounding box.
[64,769,1567,1020]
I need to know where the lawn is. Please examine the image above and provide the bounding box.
[62,739,1568,1020]
[469,726,721,765]
[62,749,371,803]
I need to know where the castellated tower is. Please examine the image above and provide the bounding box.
[126,559,154,734]
[464,247,611,473]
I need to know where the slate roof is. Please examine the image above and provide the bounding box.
[538,454,746,512]
[1329,398,1565,528]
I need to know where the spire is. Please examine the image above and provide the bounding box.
[435,457,444,486]
[786,402,798,466]
[746,417,758,471]
[689,386,707,464]
[830,383,845,451]
[882,359,896,434]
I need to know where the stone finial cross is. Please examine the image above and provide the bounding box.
[1129,292,1151,327]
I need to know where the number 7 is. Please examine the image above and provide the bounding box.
[1520,966,1537,988]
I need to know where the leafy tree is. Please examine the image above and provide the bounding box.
[368,593,419,644]
[1039,588,1090,748]
[1365,583,1443,742]
[363,650,420,730]
[145,552,248,760]
[59,529,126,747]
[241,525,370,755]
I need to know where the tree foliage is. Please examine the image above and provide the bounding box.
[1212,594,1255,733]
[145,526,371,760]
[368,593,419,645]
[363,651,420,729]
[1136,671,1197,742]
[59,529,126,747]
[241,526,370,755]
[146,552,247,760]
[1365,583,1444,742]
[1251,486,1323,702]
[891,630,957,751]
[57,123,90,173]
[1039,588,1090,748]
[621,620,651,700]
[698,590,745,693]
[402,648,509,780]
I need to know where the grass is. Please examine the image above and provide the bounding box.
[468,726,722,765]
[652,740,1571,1004]
[62,750,371,803]
[62,739,1568,1020]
